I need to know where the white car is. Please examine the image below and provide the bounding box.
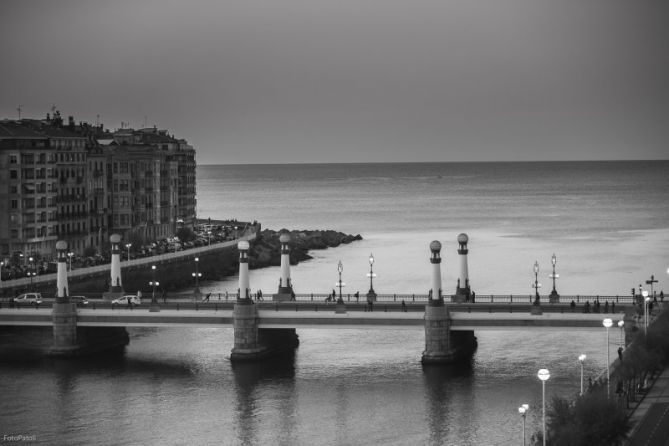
[14,293,43,305]
[112,295,142,306]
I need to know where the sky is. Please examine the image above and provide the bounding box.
[1,0,668,164]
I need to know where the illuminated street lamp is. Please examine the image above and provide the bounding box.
[336,260,345,304]
[192,257,202,296]
[207,230,212,246]
[643,290,650,337]
[67,252,74,271]
[538,369,550,446]
[618,320,625,348]
[578,354,587,396]
[548,253,560,303]
[366,253,377,301]
[149,265,160,312]
[532,261,541,305]
[518,404,529,446]
[125,243,132,261]
[0,261,4,288]
[603,318,613,398]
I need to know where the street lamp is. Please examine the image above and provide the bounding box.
[518,404,529,446]
[366,253,377,301]
[207,230,212,245]
[67,252,74,271]
[549,253,560,303]
[603,318,613,398]
[125,243,132,261]
[336,260,345,304]
[538,369,550,446]
[0,261,4,288]
[28,270,36,291]
[643,290,650,337]
[532,261,541,305]
[618,320,625,348]
[192,257,202,295]
[149,265,160,312]
[578,354,587,396]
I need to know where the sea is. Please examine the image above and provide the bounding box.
[1,161,668,445]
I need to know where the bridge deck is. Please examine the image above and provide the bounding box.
[0,307,627,330]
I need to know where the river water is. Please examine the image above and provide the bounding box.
[1,161,668,445]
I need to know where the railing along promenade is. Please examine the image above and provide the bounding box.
[0,232,257,291]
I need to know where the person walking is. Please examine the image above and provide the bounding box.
[162,289,167,304]
[355,291,359,303]
[401,300,407,312]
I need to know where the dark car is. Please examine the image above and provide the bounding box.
[70,295,89,306]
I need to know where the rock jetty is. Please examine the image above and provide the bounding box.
[248,229,363,269]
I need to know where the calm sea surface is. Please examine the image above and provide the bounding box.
[2,161,668,445]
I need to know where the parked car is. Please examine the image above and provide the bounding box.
[69,295,89,306]
[111,295,141,306]
[14,293,43,305]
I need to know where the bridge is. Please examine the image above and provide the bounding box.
[0,233,642,364]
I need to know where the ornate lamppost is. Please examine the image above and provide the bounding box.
[192,257,202,298]
[125,243,132,261]
[149,265,160,312]
[336,260,345,304]
[366,253,377,301]
[28,256,36,290]
[548,253,560,303]
[67,252,74,271]
[532,261,541,304]
[603,318,613,398]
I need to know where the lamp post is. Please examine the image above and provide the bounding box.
[538,369,550,446]
[207,230,212,246]
[149,265,160,312]
[366,253,377,301]
[192,257,202,295]
[532,261,541,305]
[643,290,650,337]
[67,252,74,271]
[125,243,132,261]
[578,354,586,396]
[603,318,613,398]
[518,404,529,446]
[0,261,3,288]
[28,256,36,290]
[549,253,560,303]
[618,320,625,348]
[336,260,345,304]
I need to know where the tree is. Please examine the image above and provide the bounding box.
[176,226,196,242]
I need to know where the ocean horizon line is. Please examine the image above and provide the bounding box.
[198,159,668,167]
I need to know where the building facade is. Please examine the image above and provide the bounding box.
[0,112,197,264]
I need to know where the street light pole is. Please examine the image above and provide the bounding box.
[518,404,529,446]
[538,369,550,446]
[532,261,541,305]
[578,354,586,396]
[366,253,377,301]
[603,318,613,398]
[618,320,625,348]
[67,252,73,271]
[125,243,132,261]
[643,290,650,338]
[549,253,560,303]
[192,257,202,296]
[149,265,160,312]
[336,260,344,304]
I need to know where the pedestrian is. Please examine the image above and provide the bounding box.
[367,298,374,312]
[204,292,211,302]
[612,301,615,313]
[660,290,664,302]
[290,290,296,301]
[355,291,359,303]
[401,300,407,312]
[471,291,476,303]
[162,289,166,304]
[618,346,623,363]
[570,300,576,311]
[258,289,263,301]
[604,301,609,313]
[127,296,132,308]
[225,290,229,301]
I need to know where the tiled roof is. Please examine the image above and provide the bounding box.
[0,120,47,139]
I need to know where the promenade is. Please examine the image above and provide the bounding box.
[627,368,669,446]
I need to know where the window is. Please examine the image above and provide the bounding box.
[9,155,17,164]
[10,170,17,179]
[11,200,18,209]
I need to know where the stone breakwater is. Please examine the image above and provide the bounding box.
[248,229,363,269]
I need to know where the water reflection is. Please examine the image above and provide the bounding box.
[422,359,474,445]
[231,352,297,446]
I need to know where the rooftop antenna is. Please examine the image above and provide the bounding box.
[17,105,22,119]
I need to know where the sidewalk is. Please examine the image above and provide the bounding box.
[626,367,669,445]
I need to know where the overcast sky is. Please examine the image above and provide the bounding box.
[1,0,667,164]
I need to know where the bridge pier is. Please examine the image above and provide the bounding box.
[50,240,129,357]
[231,241,298,362]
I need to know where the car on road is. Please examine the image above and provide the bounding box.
[111,295,141,306]
[69,295,89,306]
[13,293,43,306]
